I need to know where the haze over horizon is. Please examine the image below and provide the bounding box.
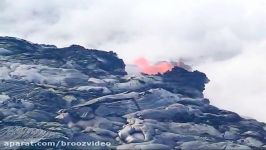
[1,0,266,122]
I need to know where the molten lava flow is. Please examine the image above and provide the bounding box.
[134,57,174,75]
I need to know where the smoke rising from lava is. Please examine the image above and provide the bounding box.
[134,57,191,75]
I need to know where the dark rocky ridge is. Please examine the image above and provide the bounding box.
[0,36,265,149]
[0,36,126,77]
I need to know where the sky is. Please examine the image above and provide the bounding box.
[1,0,266,122]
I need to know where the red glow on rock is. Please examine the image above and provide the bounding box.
[134,57,174,75]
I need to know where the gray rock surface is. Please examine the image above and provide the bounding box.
[0,36,265,149]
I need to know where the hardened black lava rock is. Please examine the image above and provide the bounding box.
[0,36,265,149]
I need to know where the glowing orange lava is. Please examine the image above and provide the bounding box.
[134,57,174,75]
